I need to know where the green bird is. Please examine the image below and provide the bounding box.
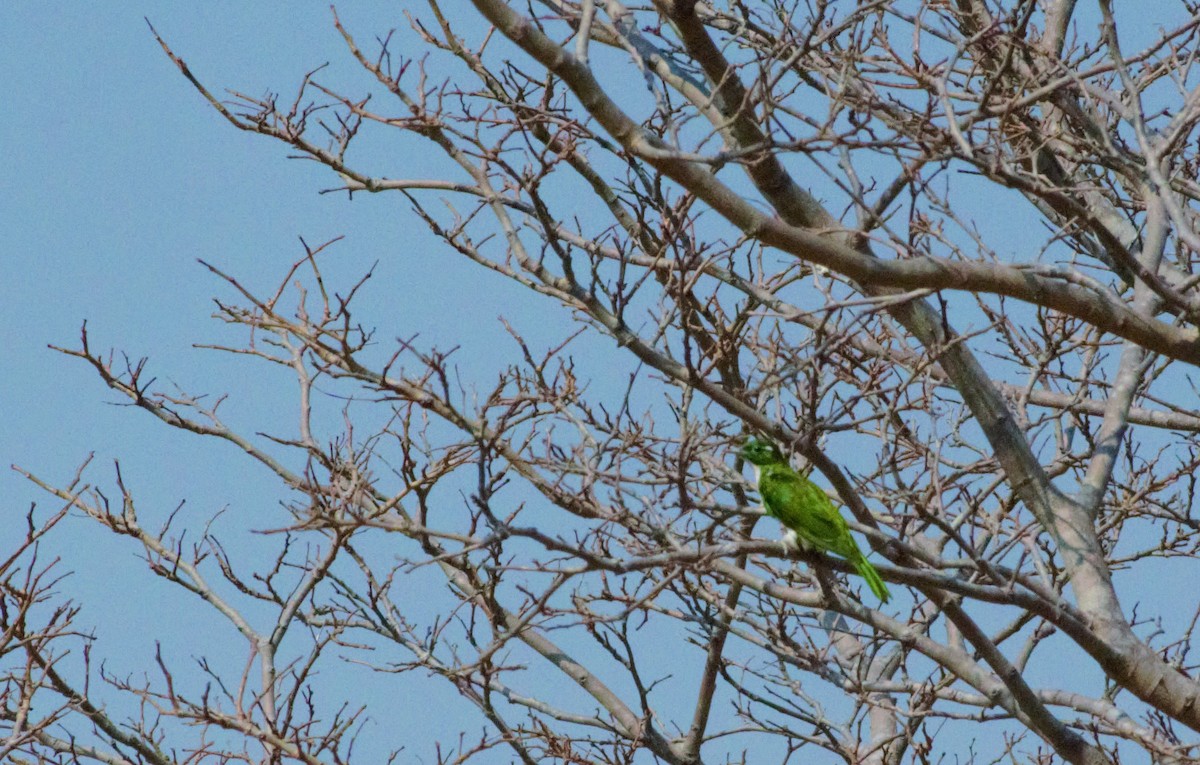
[740,438,891,604]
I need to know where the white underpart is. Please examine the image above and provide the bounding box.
[751,465,772,523]
[782,528,799,550]
[782,527,814,552]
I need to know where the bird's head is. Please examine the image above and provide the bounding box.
[739,438,786,466]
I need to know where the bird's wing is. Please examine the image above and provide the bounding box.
[760,469,860,558]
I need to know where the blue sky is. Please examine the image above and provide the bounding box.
[2,4,1191,762]
[1,4,556,540]
[0,5,531,758]
[3,6,690,760]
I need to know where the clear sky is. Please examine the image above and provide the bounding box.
[2,4,1189,762]
[1,4,544,758]
[4,5,683,760]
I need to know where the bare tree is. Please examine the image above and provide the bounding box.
[11,1,1200,763]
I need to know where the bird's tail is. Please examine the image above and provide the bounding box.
[853,556,891,604]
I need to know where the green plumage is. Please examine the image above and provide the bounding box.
[740,439,890,604]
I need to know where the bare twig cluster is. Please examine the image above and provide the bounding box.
[11,1,1200,763]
